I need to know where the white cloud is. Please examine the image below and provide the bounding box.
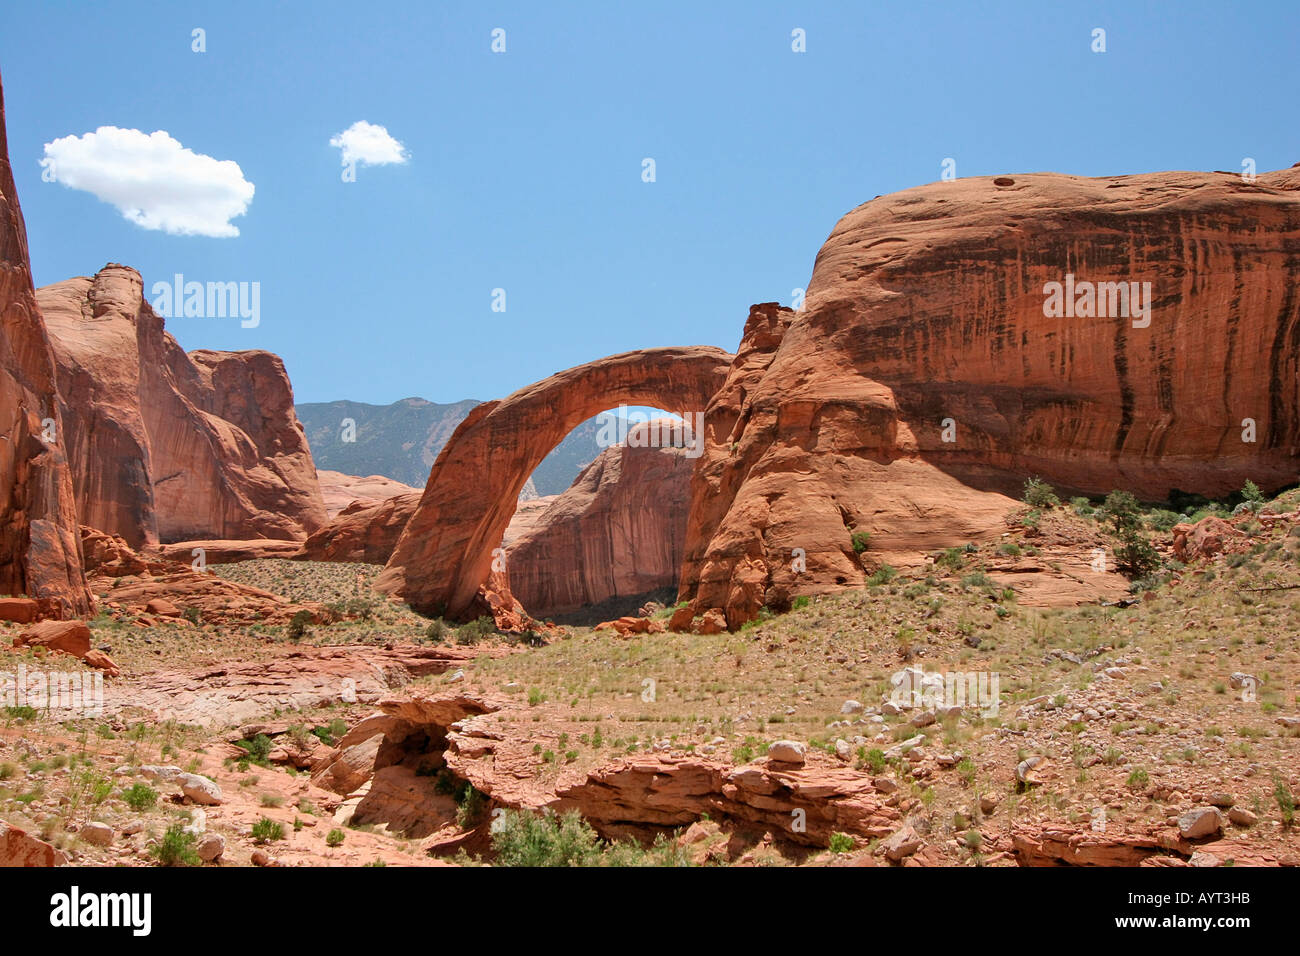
[41,127,254,238]
[329,121,408,168]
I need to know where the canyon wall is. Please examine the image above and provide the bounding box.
[680,167,1300,626]
[0,71,90,615]
[37,266,327,548]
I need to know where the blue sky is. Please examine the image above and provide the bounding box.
[2,0,1297,405]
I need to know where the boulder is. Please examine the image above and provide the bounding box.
[79,822,113,847]
[178,772,223,806]
[1177,807,1224,840]
[767,740,806,765]
[0,597,40,623]
[14,619,91,658]
[0,820,67,866]
[196,833,225,862]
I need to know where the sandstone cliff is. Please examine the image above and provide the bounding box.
[37,266,327,548]
[506,427,692,618]
[0,71,90,615]
[680,167,1300,626]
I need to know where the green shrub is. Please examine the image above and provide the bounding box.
[456,616,496,646]
[935,547,966,571]
[1276,777,1296,827]
[425,618,450,643]
[455,784,487,828]
[326,828,346,847]
[287,610,312,641]
[1022,478,1059,509]
[866,565,897,587]
[150,824,200,866]
[491,809,601,867]
[828,832,854,854]
[251,817,285,844]
[791,595,810,611]
[235,733,274,766]
[1242,480,1264,510]
[851,531,871,553]
[122,782,159,811]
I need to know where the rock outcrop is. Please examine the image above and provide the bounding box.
[298,481,553,567]
[377,346,732,619]
[296,491,420,565]
[0,70,91,617]
[506,422,693,618]
[0,820,66,866]
[680,168,1300,626]
[315,469,419,519]
[36,266,327,548]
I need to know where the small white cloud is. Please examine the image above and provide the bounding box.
[40,127,254,238]
[329,121,408,168]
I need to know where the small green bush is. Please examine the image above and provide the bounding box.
[252,817,285,844]
[491,809,600,867]
[1022,478,1059,509]
[326,828,346,847]
[122,782,159,811]
[150,824,200,866]
[287,610,312,641]
[828,832,854,854]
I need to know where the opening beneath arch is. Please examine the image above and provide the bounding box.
[500,406,693,625]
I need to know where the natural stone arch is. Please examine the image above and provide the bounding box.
[375,346,734,619]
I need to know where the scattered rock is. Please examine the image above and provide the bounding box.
[767,740,806,765]
[79,822,113,847]
[1227,807,1257,827]
[1016,756,1049,787]
[880,822,923,862]
[179,773,223,806]
[196,833,225,862]
[1177,807,1224,840]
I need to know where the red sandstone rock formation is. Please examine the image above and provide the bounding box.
[157,539,303,564]
[36,266,327,549]
[377,347,732,619]
[296,491,420,564]
[0,820,66,866]
[298,484,558,568]
[0,72,91,617]
[506,424,693,618]
[315,469,419,519]
[680,168,1300,627]
[12,618,120,675]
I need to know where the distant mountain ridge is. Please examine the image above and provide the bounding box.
[295,397,612,496]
